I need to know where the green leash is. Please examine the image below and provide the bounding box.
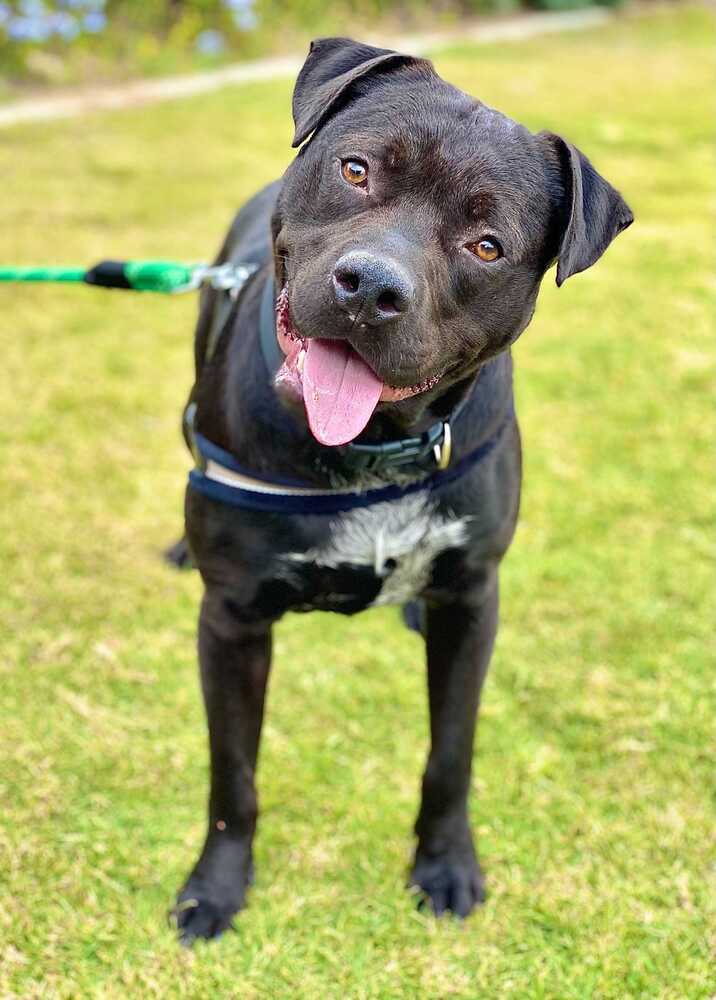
[0,259,257,294]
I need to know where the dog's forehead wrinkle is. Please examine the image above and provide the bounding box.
[333,77,474,153]
[343,81,521,147]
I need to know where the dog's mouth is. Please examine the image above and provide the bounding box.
[274,287,440,446]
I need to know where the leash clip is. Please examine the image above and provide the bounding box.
[433,421,452,470]
[174,262,258,294]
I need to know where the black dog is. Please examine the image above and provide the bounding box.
[171,37,632,943]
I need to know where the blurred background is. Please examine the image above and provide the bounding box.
[1,0,628,95]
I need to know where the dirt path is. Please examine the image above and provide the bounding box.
[0,9,610,129]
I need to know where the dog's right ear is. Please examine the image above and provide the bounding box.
[292,37,422,147]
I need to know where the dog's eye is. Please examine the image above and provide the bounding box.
[341,159,368,187]
[467,238,503,262]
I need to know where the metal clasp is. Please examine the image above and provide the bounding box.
[433,421,452,470]
[173,262,258,294]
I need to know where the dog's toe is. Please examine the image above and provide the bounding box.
[170,888,244,945]
[410,850,485,919]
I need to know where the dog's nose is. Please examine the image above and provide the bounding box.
[332,251,414,325]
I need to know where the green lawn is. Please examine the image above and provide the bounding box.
[0,7,713,997]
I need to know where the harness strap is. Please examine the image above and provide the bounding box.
[187,403,514,516]
[204,254,260,364]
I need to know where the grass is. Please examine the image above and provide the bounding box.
[0,6,714,997]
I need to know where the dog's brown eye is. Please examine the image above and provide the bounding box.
[341,159,368,187]
[468,238,502,262]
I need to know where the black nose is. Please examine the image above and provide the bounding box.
[332,251,414,325]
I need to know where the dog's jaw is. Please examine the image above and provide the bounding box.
[273,284,442,445]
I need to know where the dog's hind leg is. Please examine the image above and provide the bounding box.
[409,568,499,917]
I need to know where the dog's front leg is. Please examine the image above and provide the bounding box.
[410,569,499,917]
[174,588,273,944]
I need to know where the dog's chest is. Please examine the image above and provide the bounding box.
[280,493,469,610]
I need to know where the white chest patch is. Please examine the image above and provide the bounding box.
[288,492,470,606]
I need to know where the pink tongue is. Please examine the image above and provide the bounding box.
[302,338,384,446]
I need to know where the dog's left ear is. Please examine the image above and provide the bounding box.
[292,37,424,147]
[541,132,634,286]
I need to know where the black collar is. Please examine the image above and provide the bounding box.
[258,276,463,476]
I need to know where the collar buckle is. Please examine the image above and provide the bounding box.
[433,421,452,470]
[340,419,451,475]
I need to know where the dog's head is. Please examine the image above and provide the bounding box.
[271,38,633,446]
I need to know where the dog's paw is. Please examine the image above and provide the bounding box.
[170,895,237,945]
[409,848,485,918]
[170,875,250,945]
